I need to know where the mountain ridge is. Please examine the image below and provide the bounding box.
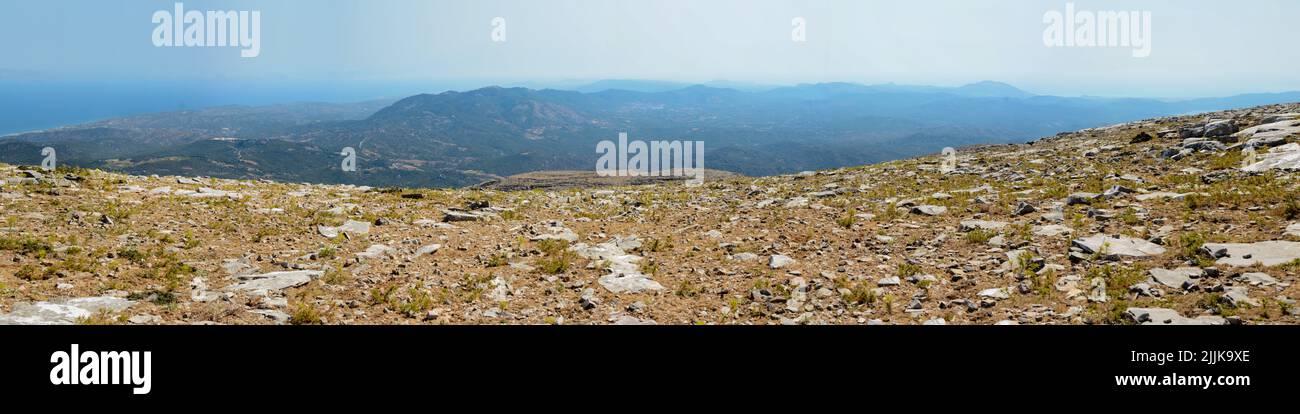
[3,82,1300,188]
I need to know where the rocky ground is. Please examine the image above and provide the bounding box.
[1,103,1299,325]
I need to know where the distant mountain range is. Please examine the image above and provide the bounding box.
[3,81,1299,188]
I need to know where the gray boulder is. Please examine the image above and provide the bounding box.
[0,296,135,325]
[225,270,323,292]
[1125,308,1225,325]
[1201,241,1300,267]
[1072,234,1167,258]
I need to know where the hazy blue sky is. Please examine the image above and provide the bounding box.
[2,0,1298,97]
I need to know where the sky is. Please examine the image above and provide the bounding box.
[1,0,1298,99]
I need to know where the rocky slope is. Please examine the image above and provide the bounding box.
[1,103,1298,325]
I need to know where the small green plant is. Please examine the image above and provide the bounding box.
[1197,293,1238,317]
[253,227,279,243]
[1089,264,1146,299]
[535,252,574,275]
[15,264,46,281]
[182,231,201,249]
[533,239,576,275]
[317,246,337,259]
[1119,208,1141,226]
[1004,223,1033,245]
[1278,197,1300,220]
[116,248,146,264]
[485,254,508,268]
[322,266,349,285]
[639,260,660,276]
[1031,268,1058,298]
[642,237,673,253]
[964,228,994,245]
[1174,232,1215,267]
[836,209,857,229]
[1280,258,1300,271]
[676,280,699,298]
[0,236,52,258]
[453,274,493,303]
[368,285,399,307]
[75,309,120,325]
[1016,253,1044,275]
[289,302,322,325]
[535,239,569,255]
[896,263,921,278]
[399,288,434,317]
[843,282,876,305]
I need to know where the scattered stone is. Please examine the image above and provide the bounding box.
[909,205,947,216]
[1201,241,1300,267]
[579,289,600,310]
[783,197,809,208]
[1101,185,1135,199]
[1066,192,1099,205]
[1129,283,1163,298]
[1129,131,1153,144]
[356,244,396,260]
[571,239,664,294]
[877,277,900,286]
[251,309,290,324]
[1087,278,1107,303]
[1148,267,1202,289]
[1071,234,1166,258]
[1222,286,1261,308]
[487,276,511,302]
[769,254,797,269]
[1203,119,1238,137]
[1125,308,1225,325]
[959,220,1007,232]
[612,315,656,325]
[410,244,441,259]
[978,288,1010,300]
[1013,201,1037,216]
[0,296,135,325]
[1135,192,1191,201]
[128,314,163,325]
[318,220,371,238]
[1286,223,1300,238]
[1242,143,1300,172]
[443,210,487,222]
[1032,224,1072,237]
[531,222,579,242]
[186,187,242,199]
[224,270,323,292]
[1233,272,1278,286]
